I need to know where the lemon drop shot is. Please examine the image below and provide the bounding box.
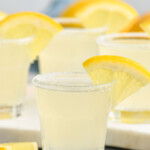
[39,0,139,73]
[0,12,62,118]
[39,17,106,73]
[83,55,150,124]
[0,36,33,118]
[97,33,150,123]
[33,72,114,150]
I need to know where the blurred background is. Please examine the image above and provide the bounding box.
[0,0,149,15]
[0,0,149,74]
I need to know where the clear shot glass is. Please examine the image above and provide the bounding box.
[0,36,33,118]
[97,32,150,123]
[39,17,106,73]
[33,72,114,150]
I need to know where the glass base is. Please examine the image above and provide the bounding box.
[109,110,150,124]
[0,104,22,119]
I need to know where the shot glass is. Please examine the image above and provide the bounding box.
[39,18,106,73]
[0,36,33,118]
[97,32,150,123]
[33,72,113,150]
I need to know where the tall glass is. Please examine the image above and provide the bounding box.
[39,18,106,73]
[0,37,33,118]
[33,72,113,150]
[97,32,150,123]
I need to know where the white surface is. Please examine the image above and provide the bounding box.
[1,85,150,149]
[106,122,150,150]
[0,85,41,147]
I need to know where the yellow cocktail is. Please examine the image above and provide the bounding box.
[33,72,113,150]
[0,12,63,118]
[39,18,106,73]
[97,33,150,123]
[0,37,32,118]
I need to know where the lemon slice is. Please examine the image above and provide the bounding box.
[61,0,121,17]
[83,55,150,107]
[60,0,104,28]
[0,143,37,150]
[0,147,11,150]
[61,0,98,17]
[140,20,150,35]
[129,12,150,32]
[0,12,63,61]
[0,11,7,21]
[76,0,138,33]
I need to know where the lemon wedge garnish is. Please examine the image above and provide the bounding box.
[76,0,138,33]
[140,20,150,35]
[0,147,11,150]
[0,11,7,21]
[61,0,98,17]
[83,55,150,107]
[0,142,37,150]
[60,0,104,28]
[0,12,63,61]
[129,12,150,32]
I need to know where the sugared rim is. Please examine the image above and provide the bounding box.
[0,35,34,44]
[97,32,150,48]
[32,72,114,92]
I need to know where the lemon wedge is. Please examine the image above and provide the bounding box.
[129,12,150,32]
[0,147,11,150]
[140,20,150,35]
[0,143,37,150]
[61,0,99,17]
[60,0,92,28]
[76,0,138,33]
[83,55,150,107]
[0,12,63,61]
[0,11,7,21]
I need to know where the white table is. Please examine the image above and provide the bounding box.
[0,85,150,150]
[0,85,41,146]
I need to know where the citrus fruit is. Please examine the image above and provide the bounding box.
[61,0,122,17]
[0,11,7,21]
[83,55,150,107]
[0,12,63,61]
[129,12,150,32]
[61,0,100,17]
[0,142,37,150]
[140,19,150,35]
[0,147,10,150]
[76,0,138,33]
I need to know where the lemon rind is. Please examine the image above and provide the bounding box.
[0,12,63,35]
[83,55,150,84]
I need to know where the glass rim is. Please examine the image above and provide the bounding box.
[0,35,34,44]
[97,32,150,48]
[32,72,114,92]
[54,17,107,33]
